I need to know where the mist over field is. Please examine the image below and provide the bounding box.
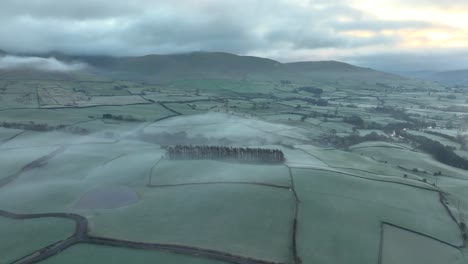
[0,55,87,72]
[142,113,299,146]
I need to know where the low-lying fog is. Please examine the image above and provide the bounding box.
[0,55,87,72]
[141,113,309,146]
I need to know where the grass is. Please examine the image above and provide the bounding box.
[0,141,165,213]
[296,145,421,179]
[151,160,290,187]
[381,224,465,264]
[0,127,23,142]
[406,130,460,148]
[357,129,388,137]
[0,93,39,110]
[0,109,89,126]
[292,168,463,264]
[0,103,174,137]
[426,128,468,138]
[0,146,59,180]
[142,91,210,102]
[350,144,468,179]
[74,95,149,107]
[1,67,468,263]
[319,121,354,133]
[143,112,308,145]
[0,131,114,149]
[164,102,209,115]
[0,216,75,264]
[3,82,36,93]
[436,176,468,221]
[74,82,132,96]
[41,243,229,264]
[87,184,295,263]
[168,79,276,94]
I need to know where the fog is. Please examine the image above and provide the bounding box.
[141,113,306,146]
[0,55,87,72]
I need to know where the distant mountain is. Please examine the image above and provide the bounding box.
[429,70,468,87]
[69,52,404,84]
[0,51,405,85]
[400,69,468,87]
[0,49,6,56]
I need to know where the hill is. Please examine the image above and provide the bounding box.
[401,69,468,87]
[430,70,468,87]
[73,52,404,84]
[0,51,413,89]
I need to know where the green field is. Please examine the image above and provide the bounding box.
[292,168,463,264]
[0,216,75,264]
[349,143,468,180]
[41,244,229,264]
[295,144,423,180]
[0,103,174,126]
[0,146,59,180]
[0,127,23,142]
[0,140,165,213]
[381,224,465,264]
[151,160,290,186]
[87,184,295,263]
[406,130,461,148]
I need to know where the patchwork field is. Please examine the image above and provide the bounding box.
[0,216,75,264]
[150,160,290,187]
[41,244,229,264]
[292,168,463,264]
[381,224,465,264]
[87,185,295,263]
[1,58,468,264]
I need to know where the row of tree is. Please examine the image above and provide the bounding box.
[102,113,144,122]
[164,145,285,163]
[424,130,468,150]
[334,132,390,150]
[401,131,468,170]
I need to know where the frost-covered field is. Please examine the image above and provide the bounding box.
[1,76,468,264]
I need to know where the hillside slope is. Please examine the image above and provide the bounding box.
[0,50,406,86]
[430,70,468,86]
[71,52,404,84]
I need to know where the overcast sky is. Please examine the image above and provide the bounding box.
[0,0,467,71]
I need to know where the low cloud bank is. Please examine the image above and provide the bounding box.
[0,55,87,72]
[142,113,306,146]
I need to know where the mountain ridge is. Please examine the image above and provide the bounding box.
[401,69,468,86]
[0,49,405,83]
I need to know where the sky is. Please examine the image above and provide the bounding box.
[0,0,467,72]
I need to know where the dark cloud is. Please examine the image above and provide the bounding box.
[121,11,258,54]
[0,0,144,20]
[0,0,466,71]
[0,0,422,55]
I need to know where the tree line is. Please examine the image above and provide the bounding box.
[334,131,390,150]
[401,131,468,170]
[102,113,144,122]
[424,130,468,151]
[164,145,285,163]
